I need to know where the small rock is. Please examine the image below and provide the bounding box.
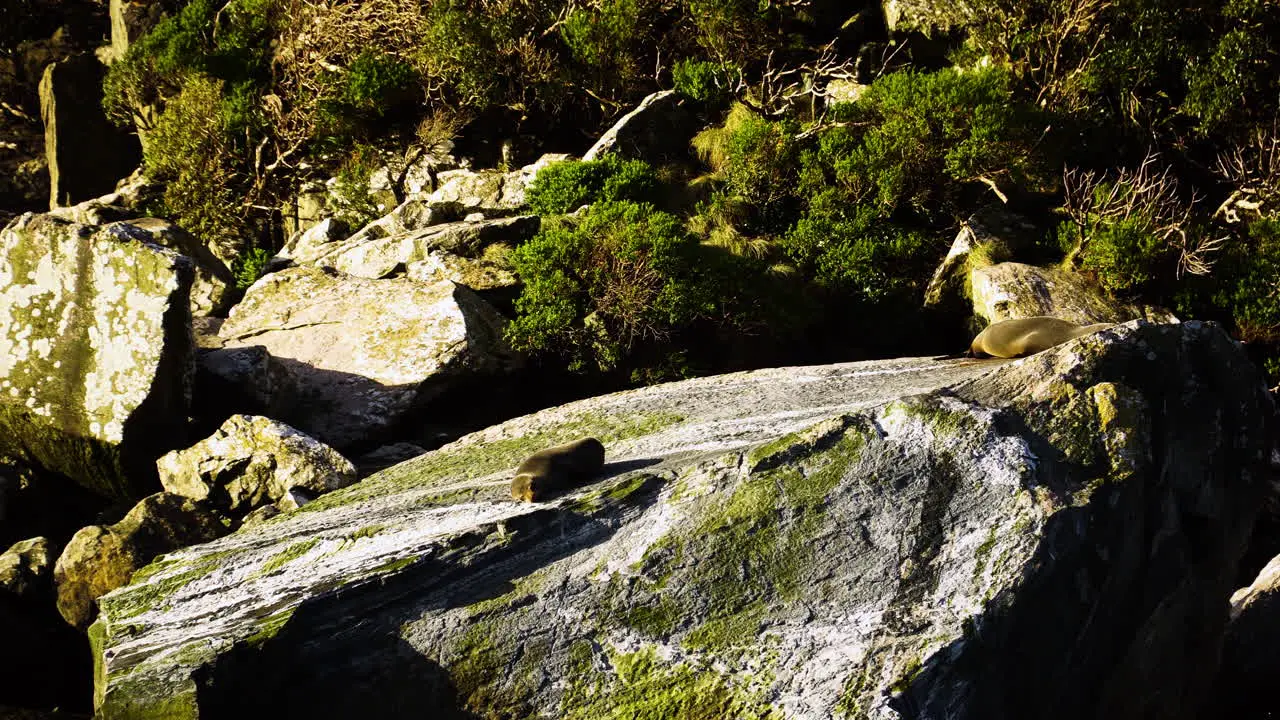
[0,537,54,599]
[53,492,228,628]
[157,415,357,517]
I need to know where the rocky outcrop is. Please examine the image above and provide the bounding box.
[54,493,227,629]
[298,215,537,283]
[971,261,1179,325]
[218,267,522,449]
[89,321,1273,720]
[0,537,54,599]
[39,55,140,209]
[0,213,195,499]
[583,90,693,163]
[1212,553,1280,718]
[158,415,356,519]
[425,153,573,212]
[923,207,1037,308]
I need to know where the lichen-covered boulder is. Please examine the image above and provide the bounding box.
[105,219,235,317]
[158,415,357,519]
[89,321,1274,720]
[971,261,1179,325]
[54,493,227,629]
[0,213,195,499]
[583,90,694,164]
[922,207,1037,308]
[0,537,54,599]
[218,267,522,449]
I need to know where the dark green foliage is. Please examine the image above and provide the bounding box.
[508,201,758,374]
[1058,213,1172,297]
[820,66,1042,218]
[1211,218,1280,339]
[560,0,650,97]
[672,59,731,106]
[1183,0,1280,135]
[526,156,661,216]
[783,200,936,304]
[318,51,419,138]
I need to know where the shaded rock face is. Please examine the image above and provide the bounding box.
[971,261,1179,325]
[1211,553,1280,718]
[39,55,140,209]
[90,321,1274,720]
[0,213,195,499]
[583,90,694,164]
[158,415,357,519]
[218,267,522,450]
[191,345,287,435]
[54,492,227,630]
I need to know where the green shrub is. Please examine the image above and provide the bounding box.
[508,201,736,372]
[819,65,1042,219]
[783,196,937,304]
[526,156,660,215]
[1058,214,1172,296]
[317,51,420,138]
[329,145,383,230]
[1183,0,1280,135]
[672,59,731,105]
[692,104,800,235]
[560,0,648,95]
[143,74,249,259]
[231,247,272,289]
[1212,217,1280,340]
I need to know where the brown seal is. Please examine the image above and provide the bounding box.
[510,437,606,502]
[969,316,1115,358]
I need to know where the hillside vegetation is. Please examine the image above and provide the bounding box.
[98,0,1280,386]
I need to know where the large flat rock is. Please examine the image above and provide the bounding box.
[0,213,194,499]
[91,321,1274,720]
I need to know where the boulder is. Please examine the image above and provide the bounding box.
[157,415,357,519]
[90,321,1274,720]
[39,54,140,209]
[971,261,1180,325]
[0,537,54,599]
[0,213,195,499]
[923,207,1038,308]
[303,215,538,282]
[104,218,235,316]
[882,0,979,33]
[583,90,694,164]
[426,153,573,211]
[1212,553,1280,717]
[54,492,227,629]
[218,267,522,449]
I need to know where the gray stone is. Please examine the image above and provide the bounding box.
[882,0,978,33]
[105,218,236,317]
[277,216,349,265]
[583,90,694,163]
[0,213,195,499]
[0,537,54,599]
[923,207,1039,308]
[89,321,1274,720]
[218,267,522,449]
[54,492,227,629]
[425,153,573,211]
[157,415,357,518]
[316,215,538,281]
[39,54,140,209]
[1213,553,1280,716]
[971,261,1180,325]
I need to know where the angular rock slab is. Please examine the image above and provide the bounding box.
[218,267,521,449]
[91,322,1275,719]
[583,89,694,164]
[55,492,227,629]
[0,213,195,499]
[971,261,1179,326]
[158,414,356,518]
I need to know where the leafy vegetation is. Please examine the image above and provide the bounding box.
[86,0,1280,386]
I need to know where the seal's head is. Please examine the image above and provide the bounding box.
[511,473,536,502]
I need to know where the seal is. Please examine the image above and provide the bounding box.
[969,316,1115,358]
[511,437,606,502]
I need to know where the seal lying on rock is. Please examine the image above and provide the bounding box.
[511,438,606,502]
[969,316,1115,358]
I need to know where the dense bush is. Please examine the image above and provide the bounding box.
[317,51,419,138]
[509,201,724,372]
[526,156,661,216]
[1211,218,1280,341]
